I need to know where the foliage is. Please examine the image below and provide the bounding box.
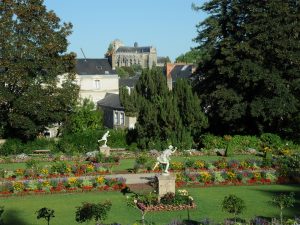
[221,194,246,222]
[0,0,79,140]
[62,99,103,134]
[277,153,300,177]
[119,87,139,117]
[116,65,142,78]
[107,129,128,148]
[75,201,112,224]
[36,207,55,225]
[160,190,194,206]
[0,206,3,225]
[193,1,300,139]
[272,192,295,225]
[57,129,103,153]
[122,68,207,150]
[175,48,205,65]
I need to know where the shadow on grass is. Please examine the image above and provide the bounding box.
[3,209,29,225]
[255,184,300,217]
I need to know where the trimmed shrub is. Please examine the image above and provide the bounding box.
[0,139,24,155]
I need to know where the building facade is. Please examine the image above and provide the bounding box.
[108,39,157,69]
[58,58,119,105]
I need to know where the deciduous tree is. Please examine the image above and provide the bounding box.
[0,0,79,140]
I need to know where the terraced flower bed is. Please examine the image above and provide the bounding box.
[0,175,126,197]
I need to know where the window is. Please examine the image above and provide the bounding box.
[95,80,100,89]
[120,112,124,125]
[114,112,118,125]
[114,111,125,126]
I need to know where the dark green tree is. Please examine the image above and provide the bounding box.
[36,207,55,225]
[75,201,112,224]
[173,79,208,139]
[0,0,79,140]
[119,87,139,117]
[193,0,300,138]
[62,98,103,134]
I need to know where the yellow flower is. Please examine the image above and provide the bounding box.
[200,171,211,182]
[254,172,261,179]
[86,164,95,172]
[40,168,49,176]
[66,166,72,174]
[240,161,249,168]
[176,173,184,182]
[194,160,205,169]
[68,177,77,185]
[227,171,236,180]
[170,162,184,170]
[15,169,24,176]
[13,182,24,192]
[42,180,50,187]
[96,176,104,184]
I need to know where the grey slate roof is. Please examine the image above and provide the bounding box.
[97,93,123,110]
[170,65,193,82]
[76,58,116,75]
[116,46,151,53]
[119,75,140,88]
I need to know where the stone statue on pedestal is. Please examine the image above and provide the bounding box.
[153,145,177,174]
[98,131,110,147]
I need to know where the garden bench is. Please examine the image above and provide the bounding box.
[29,149,51,157]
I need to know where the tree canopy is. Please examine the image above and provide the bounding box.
[193,0,300,138]
[175,48,205,65]
[0,0,79,140]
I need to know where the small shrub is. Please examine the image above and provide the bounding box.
[75,201,112,224]
[201,134,226,150]
[36,207,55,225]
[221,194,246,222]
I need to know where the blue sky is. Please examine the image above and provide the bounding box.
[44,0,207,61]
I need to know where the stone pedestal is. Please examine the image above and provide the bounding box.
[156,174,176,198]
[99,146,110,157]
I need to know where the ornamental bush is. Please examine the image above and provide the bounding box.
[221,194,246,222]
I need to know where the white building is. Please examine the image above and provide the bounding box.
[59,58,119,105]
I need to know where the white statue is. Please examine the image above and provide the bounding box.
[153,145,177,174]
[98,131,110,147]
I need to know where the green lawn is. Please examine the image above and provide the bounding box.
[0,155,260,172]
[1,184,299,225]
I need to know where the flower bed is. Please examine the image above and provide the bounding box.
[144,202,196,212]
[0,176,126,197]
[0,162,111,181]
[175,168,279,188]
[127,189,196,213]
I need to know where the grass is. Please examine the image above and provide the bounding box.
[0,154,260,172]
[1,184,299,225]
